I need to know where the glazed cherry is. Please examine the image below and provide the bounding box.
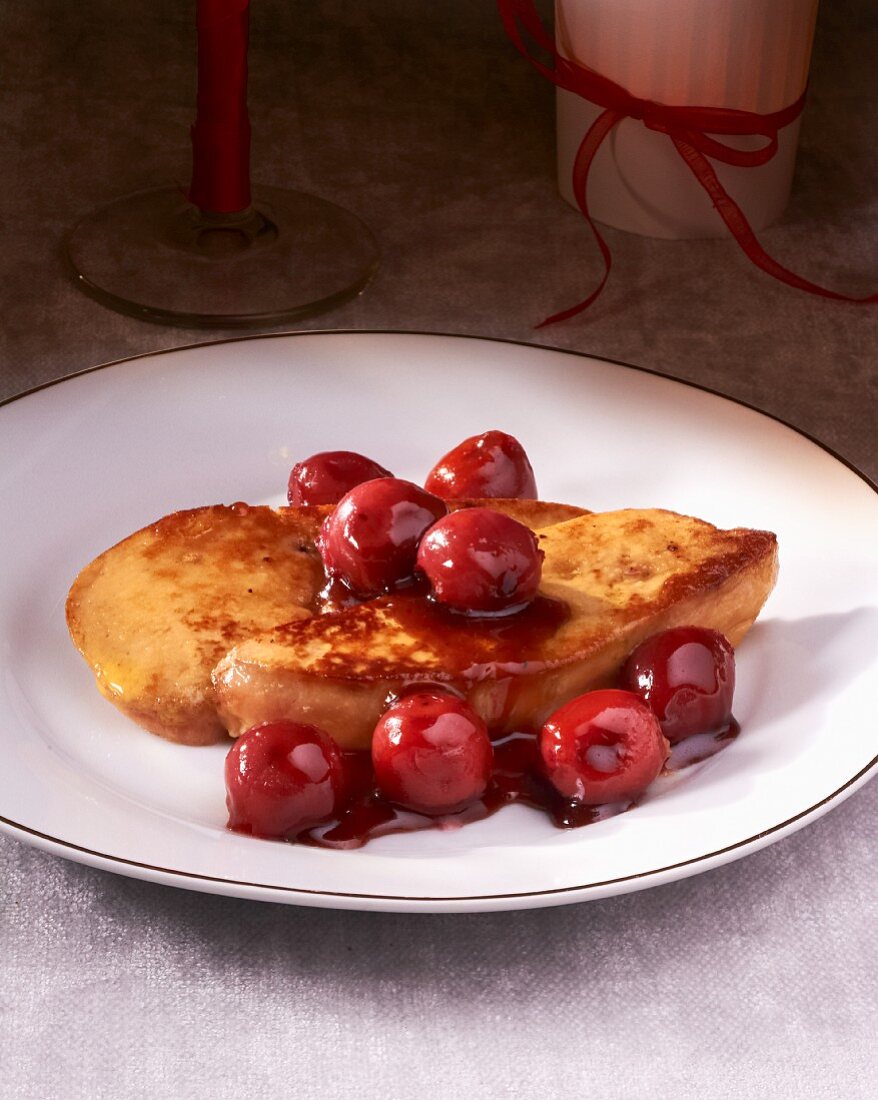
[540,689,669,805]
[416,508,544,613]
[287,450,392,506]
[621,627,735,743]
[371,692,493,815]
[318,478,447,597]
[424,430,538,500]
[225,721,346,838]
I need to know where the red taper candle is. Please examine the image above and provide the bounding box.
[189,0,252,213]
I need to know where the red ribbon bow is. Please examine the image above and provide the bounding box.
[498,0,877,326]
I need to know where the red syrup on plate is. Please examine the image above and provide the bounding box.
[665,718,740,771]
[294,719,740,850]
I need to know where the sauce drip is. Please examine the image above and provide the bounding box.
[382,593,571,672]
[317,579,571,680]
[665,718,740,770]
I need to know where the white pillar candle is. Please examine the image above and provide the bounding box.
[555,0,819,238]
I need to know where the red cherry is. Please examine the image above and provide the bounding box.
[621,627,735,743]
[318,478,447,597]
[540,689,669,805]
[287,450,392,506]
[416,508,543,613]
[225,721,346,838]
[371,692,493,815]
[424,431,537,500]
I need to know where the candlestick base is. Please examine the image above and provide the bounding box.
[64,185,379,327]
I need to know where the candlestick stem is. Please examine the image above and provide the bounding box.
[190,0,252,214]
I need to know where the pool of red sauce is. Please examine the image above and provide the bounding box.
[293,719,740,851]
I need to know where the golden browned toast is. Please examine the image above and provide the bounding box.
[67,498,588,745]
[214,510,778,750]
[66,503,325,745]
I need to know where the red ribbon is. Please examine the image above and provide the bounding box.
[498,0,877,326]
[189,0,252,213]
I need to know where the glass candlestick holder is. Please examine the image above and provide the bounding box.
[65,184,378,328]
[64,0,378,328]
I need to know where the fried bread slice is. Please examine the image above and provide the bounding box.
[67,498,587,744]
[66,503,325,745]
[214,509,778,750]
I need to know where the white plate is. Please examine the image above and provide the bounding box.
[1,332,876,913]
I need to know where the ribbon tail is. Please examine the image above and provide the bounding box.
[537,108,622,328]
[672,135,878,304]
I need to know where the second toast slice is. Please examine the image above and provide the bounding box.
[214,509,778,748]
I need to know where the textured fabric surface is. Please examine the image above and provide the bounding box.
[0,2,876,1098]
